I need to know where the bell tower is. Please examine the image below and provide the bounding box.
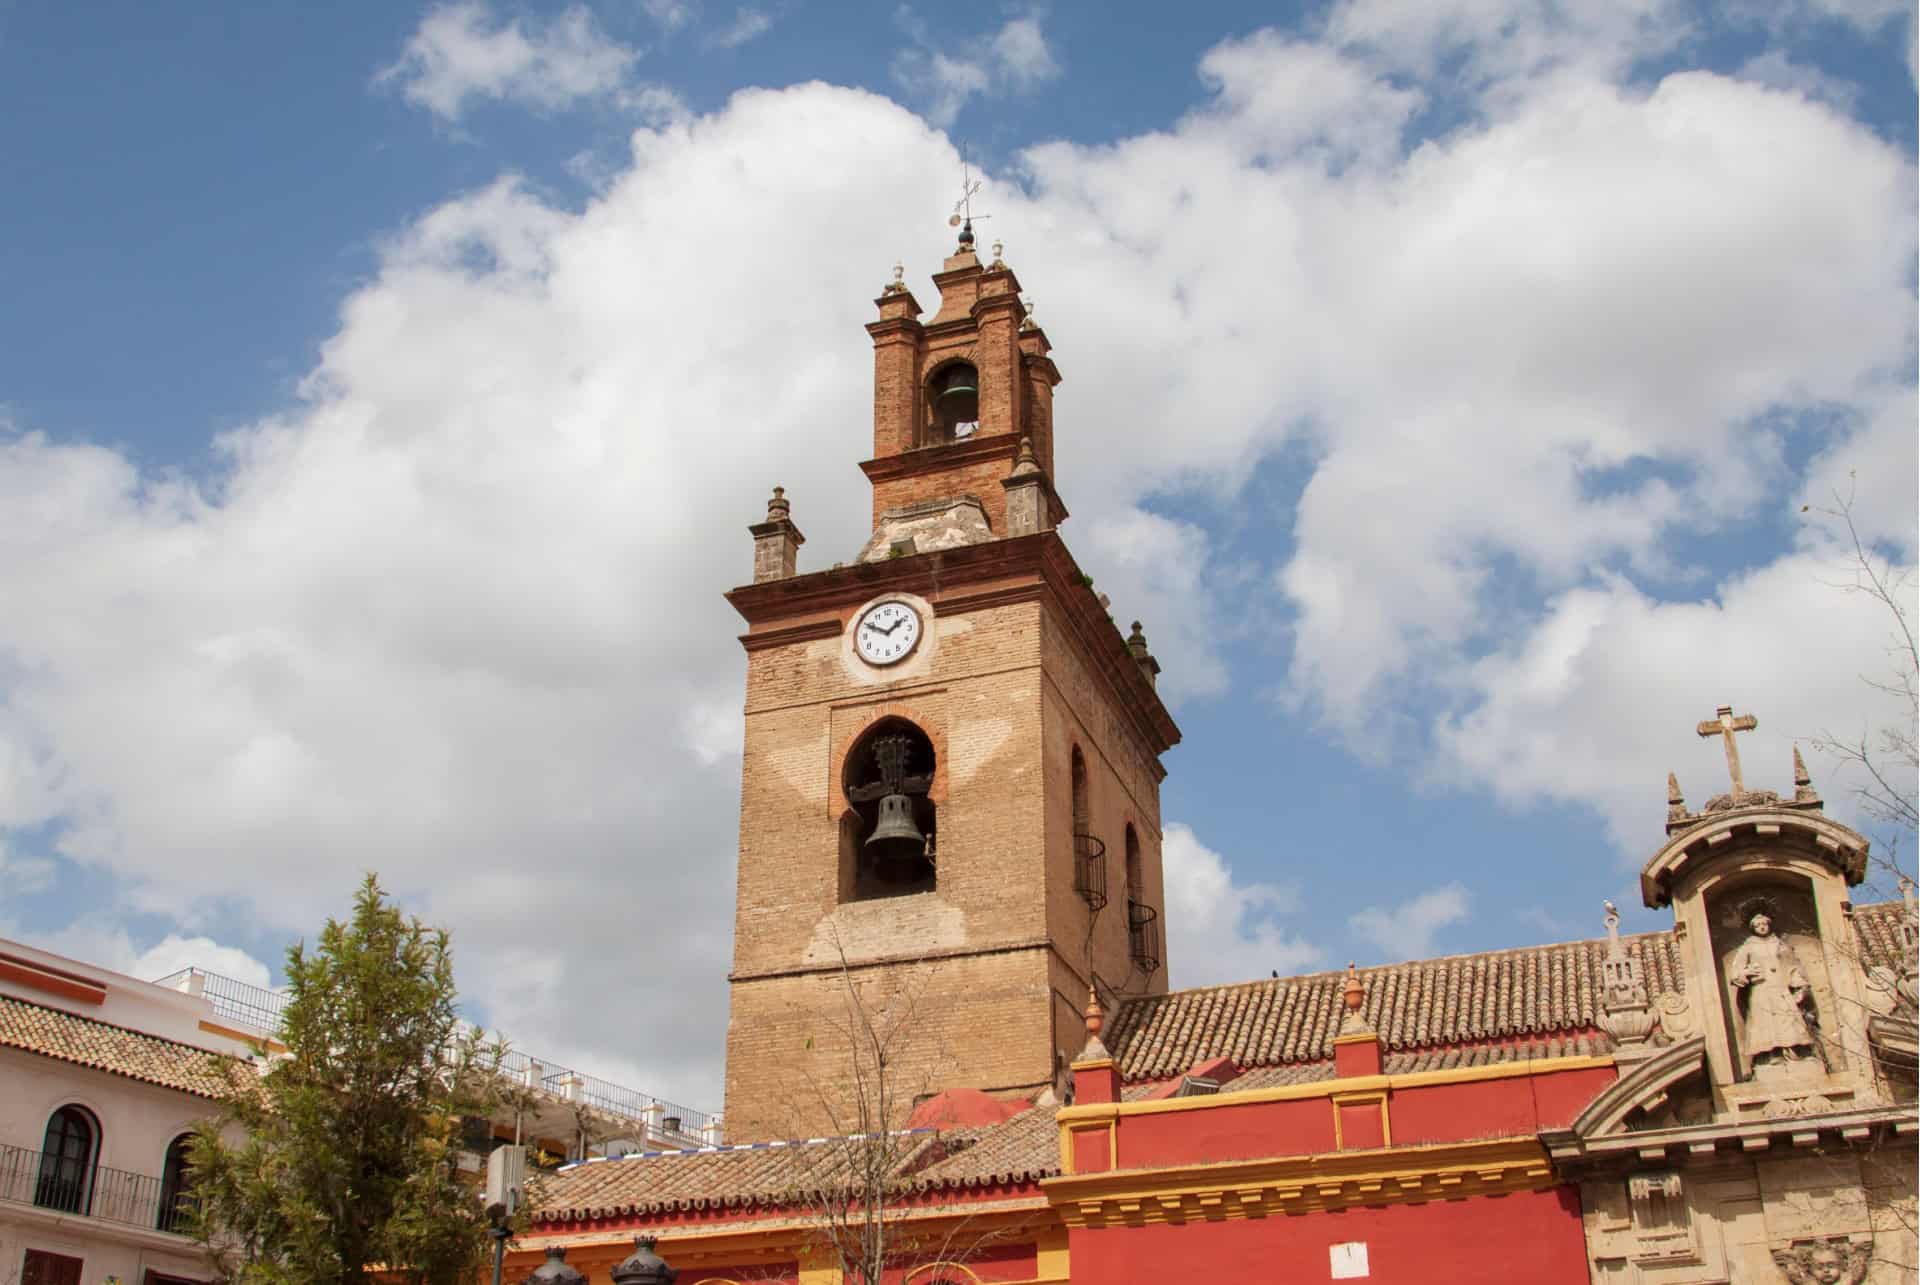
[718,223,1180,1144]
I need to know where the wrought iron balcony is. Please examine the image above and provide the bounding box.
[1073,832,1108,911]
[1128,900,1161,974]
[0,1143,191,1234]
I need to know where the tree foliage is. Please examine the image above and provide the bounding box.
[186,874,503,1284]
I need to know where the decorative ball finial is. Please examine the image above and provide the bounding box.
[884,260,906,294]
[991,238,1004,264]
[767,486,790,520]
[1342,962,1364,1014]
[1084,983,1104,1038]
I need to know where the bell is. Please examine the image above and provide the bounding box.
[864,792,927,879]
[932,364,978,426]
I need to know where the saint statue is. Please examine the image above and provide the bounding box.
[1727,901,1821,1068]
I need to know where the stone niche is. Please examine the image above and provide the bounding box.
[1705,875,1840,1091]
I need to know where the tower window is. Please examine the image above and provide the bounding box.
[1072,747,1106,910]
[842,719,936,899]
[927,362,979,442]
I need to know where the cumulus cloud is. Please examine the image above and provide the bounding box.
[0,18,1912,1106]
[20,919,276,990]
[892,8,1062,127]
[379,2,649,122]
[1163,824,1322,987]
[1350,884,1470,960]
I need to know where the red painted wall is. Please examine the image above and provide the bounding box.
[1068,1186,1589,1284]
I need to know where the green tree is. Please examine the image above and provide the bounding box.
[186,874,505,1284]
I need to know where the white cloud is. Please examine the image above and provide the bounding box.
[0,839,53,896]
[0,17,1912,1108]
[20,920,275,991]
[378,2,646,122]
[1350,884,1470,959]
[643,0,696,31]
[1163,824,1322,987]
[710,7,773,48]
[892,9,1062,127]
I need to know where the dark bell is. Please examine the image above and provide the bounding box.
[526,1246,587,1285]
[864,792,928,878]
[610,1235,678,1285]
[932,364,979,426]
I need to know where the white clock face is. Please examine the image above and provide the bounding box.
[855,601,921,665]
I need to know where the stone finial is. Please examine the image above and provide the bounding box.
[1020,294,1037,332]
[990,239,1005,268]
[749,485,805,583]
[884,261,907,294]
[1009,436,1040,478]
[1597,900,1655,1050]
[1077,983,1111,1063]
[1125,621,1161,689]
[1001,437,1051,537]
[1792,744,1822,806]
[1665,772,1691,831]
[1337,962,1373,1038]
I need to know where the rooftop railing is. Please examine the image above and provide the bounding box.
[152,966,713,1142]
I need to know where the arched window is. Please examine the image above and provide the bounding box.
[157,1132,195,1233]
[842,718,936,900]
[926,361,979,442]
[1125,823,1143,907]
[35,1105,98,1215]
[1071,748,1106,910]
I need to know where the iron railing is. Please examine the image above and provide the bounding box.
[1073,832,1108,911]
[0,1144,189,1234]
[152,967,715,1143]
[1128,900,1161,974]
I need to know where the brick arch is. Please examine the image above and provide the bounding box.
[828,702,948,816]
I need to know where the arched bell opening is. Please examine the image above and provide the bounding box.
[842,718,937,900]
[925,361,979,443]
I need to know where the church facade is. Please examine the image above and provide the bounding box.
[518,232,1918,1283]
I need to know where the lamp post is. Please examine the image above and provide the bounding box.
[610,1235,679,1285]
[525,1246,587,1284]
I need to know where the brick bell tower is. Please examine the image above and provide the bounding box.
[719,222,1180,1143]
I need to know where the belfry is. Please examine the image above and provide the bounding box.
[718,223,1181,1142]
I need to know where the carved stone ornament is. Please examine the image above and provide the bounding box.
[1770,1235,1871,1284]
[1597,902,1656,1046]
[1656,991,1697,1042]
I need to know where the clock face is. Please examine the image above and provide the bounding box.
[855,600,921,665]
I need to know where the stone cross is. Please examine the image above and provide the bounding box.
[1696,704,1758,795]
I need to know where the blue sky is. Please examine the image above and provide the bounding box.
[0,0,1913,1109]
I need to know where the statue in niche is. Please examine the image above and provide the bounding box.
[1727,897,1826,1071]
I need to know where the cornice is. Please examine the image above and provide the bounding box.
[1041,1136,1555,1227]
[1544,1102,1918,1176]
[858,434,1020,486]
[1640,807,1870,907]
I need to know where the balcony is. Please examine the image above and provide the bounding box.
[0,1144,190,1235]
[1073,832,1108,912]
[1128,900,1160,974]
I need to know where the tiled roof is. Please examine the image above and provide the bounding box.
[535,1105,1062,1223]
[1104,900,1909,1083]
[0,994,240,1099]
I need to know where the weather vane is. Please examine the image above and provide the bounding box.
[947,148,991,248]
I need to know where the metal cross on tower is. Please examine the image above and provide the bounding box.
[1696,704,1759,796]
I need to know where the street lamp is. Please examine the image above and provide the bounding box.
[610,1235,679,1285]
[524,1246,587,1284]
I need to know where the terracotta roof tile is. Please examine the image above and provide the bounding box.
[0,995,239,1099]
[534,1108,1061,1223]
[1105,901,1907,1082]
